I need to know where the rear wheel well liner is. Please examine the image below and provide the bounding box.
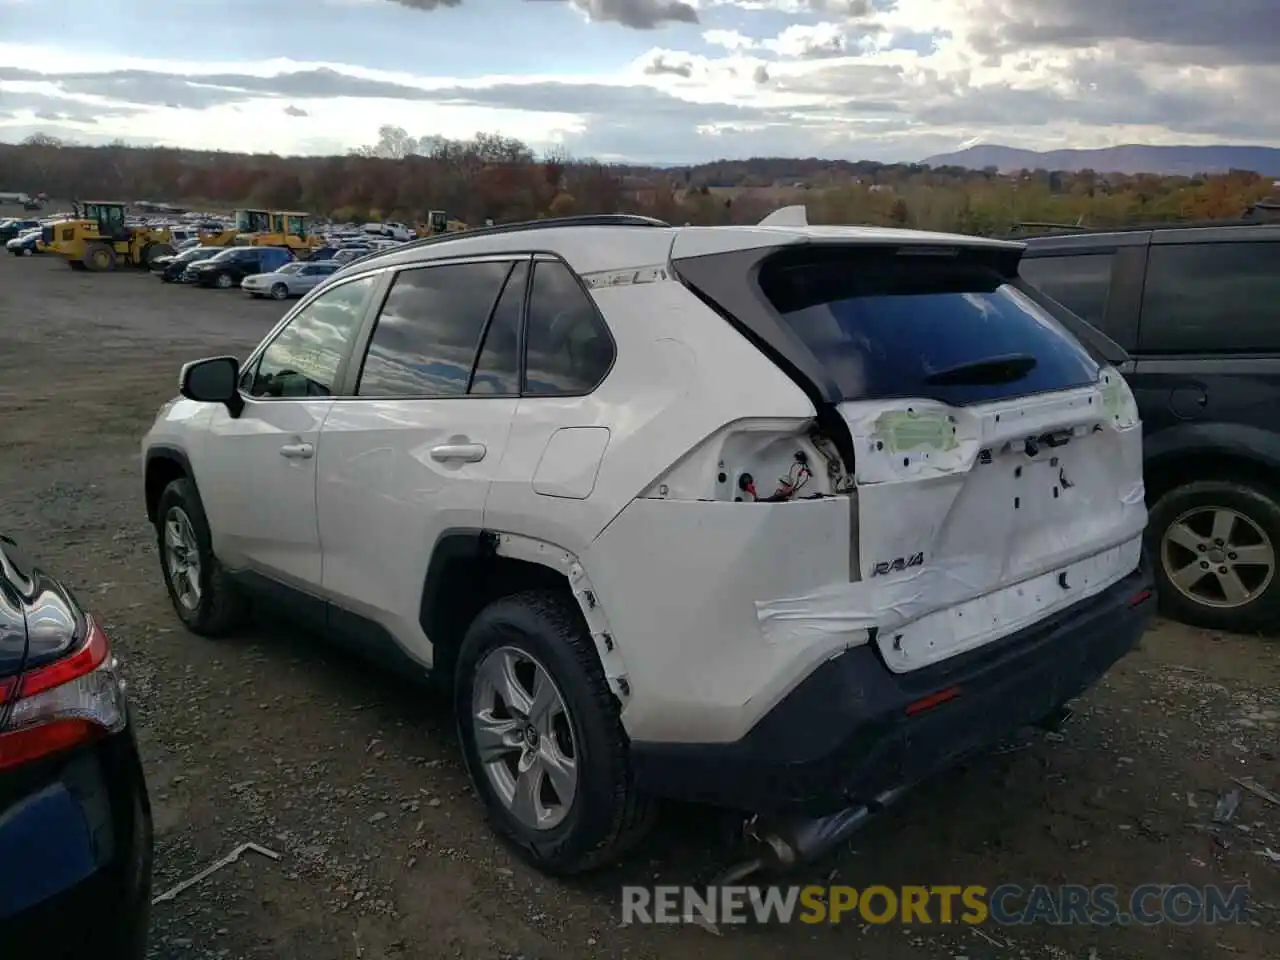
[1145,448,1280,507]
[419,530,584,691]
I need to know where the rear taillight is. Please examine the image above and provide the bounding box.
[0,616,127,770]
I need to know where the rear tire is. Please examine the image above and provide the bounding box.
[83,242,116,272]
[1149,478,1280,634]
[455,590,655,875]
[155,478,248,637]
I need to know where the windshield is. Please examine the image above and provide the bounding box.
[758,247,1100,406]
[235,210,271,232]
[179,248,213,261]
[276,262,304,274]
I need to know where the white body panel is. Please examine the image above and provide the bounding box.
[314,397,518,665]
[483,279,814,557]
[582,496,858,743]
[195,398,330,589]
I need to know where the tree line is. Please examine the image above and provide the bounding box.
[2,127,1275,236]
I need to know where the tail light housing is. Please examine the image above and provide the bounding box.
[0,616,127,770]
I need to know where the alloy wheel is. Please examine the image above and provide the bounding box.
[1161,506,1275,609]
[471,645,578,831]
[163,507,203,611]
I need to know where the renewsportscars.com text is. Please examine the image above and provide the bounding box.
[621,883,1250,927]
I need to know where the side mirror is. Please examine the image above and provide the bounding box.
[180,356,244,416]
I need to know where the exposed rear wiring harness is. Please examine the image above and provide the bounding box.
[759,454,812,502]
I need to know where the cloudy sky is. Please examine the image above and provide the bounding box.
[0,0,1275,163]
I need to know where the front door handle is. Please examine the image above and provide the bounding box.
[279,441,314,460]
[430,442,486,463]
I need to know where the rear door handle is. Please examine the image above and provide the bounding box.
[430,442,486,463]
[279,441,314,460]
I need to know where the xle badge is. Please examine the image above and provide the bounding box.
[871,552,924,577]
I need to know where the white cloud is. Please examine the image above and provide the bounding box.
[763,23,857,58]
[702,29,757,52]
[1,0,1278,164]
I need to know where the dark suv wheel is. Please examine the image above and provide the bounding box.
[1148,479,1280,633]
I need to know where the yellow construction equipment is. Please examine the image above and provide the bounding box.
[234,210,321,253]
[54,201,175,271]
[414,210,467,238]
[197,211,264,247]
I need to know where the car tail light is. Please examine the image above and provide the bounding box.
[0,616,127,770]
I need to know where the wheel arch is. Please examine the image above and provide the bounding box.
[144,445,202,524]
[419,530,630,703]
[1144,424,1280,505]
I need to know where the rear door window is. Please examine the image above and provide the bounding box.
[1139,241,1280,353]
[356,260,513,398]
[758,247,1100,407]
[1018,252,1115,327]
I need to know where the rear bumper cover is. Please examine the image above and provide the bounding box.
[1,722,153,957]
[630,558,1155,816]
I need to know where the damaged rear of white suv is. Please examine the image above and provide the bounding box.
[626,214,1154,872]
[143,210,1153,876]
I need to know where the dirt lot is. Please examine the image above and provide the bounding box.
[0,246,1277,960]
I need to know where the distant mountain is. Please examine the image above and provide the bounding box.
[923,143,1280,178]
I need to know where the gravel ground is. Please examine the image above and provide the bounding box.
[1,244,1277,960]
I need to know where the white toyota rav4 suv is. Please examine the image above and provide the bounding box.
[142,210,1155,875]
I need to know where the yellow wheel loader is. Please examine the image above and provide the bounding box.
[56,201,175,272]
[227,208,273,246]
[414,210,468,238]
[196,211,265,248]
[234,210,321,254]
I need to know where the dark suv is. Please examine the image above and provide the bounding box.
[1021,222,1280,632]
[183,246,293,288]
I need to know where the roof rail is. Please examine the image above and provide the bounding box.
[1010,214,1271,240]
[347,213,671,269]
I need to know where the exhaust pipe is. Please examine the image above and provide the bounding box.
[713,786,908,884]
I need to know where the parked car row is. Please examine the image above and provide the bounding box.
[5,228,42,256]
[149,244,344,299]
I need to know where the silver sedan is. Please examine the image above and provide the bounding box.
[241,260,339,300]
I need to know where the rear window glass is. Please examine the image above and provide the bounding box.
[758,249,1101,406]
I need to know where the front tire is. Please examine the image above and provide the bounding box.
[455,591,654,874]
[214,272,234,289]
[1149,478,1280,633]
[155,478,248,637]
[20,246,33,257]
[270,283,288,300]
